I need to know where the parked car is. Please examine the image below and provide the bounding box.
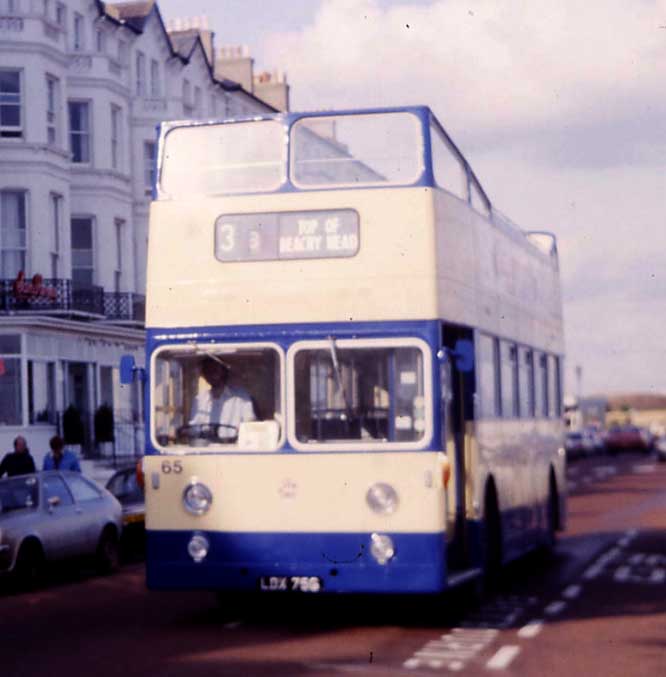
[654,436,666,463]
[565,430,595,459]
[604,425,651,454]
[0,471,122,586]
[105,465,145,531]
[583,425,606,454]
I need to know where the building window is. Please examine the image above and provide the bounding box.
[111,104,121,170]
[143,141,156,191]
[194,86,202,116]
[182,79,193,116]
[68,101,90,163]
[135,51,146,96]
[150,59,160,97]
[96,29,106,54]
[71,216,94,288]
[28,360,56,424]
[0,191,27,278]
[73,13,84,51]
[55,2,66,26]
[114,218,123,292]
[117,39,127,65]
[50,193,62,278]
[0,334,22,426]
[42,0,50,18]
[0,70,22,139]
[0,357,22,425]
[46,75,59,145]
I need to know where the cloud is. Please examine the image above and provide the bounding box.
[263,0,666,394]
[266,0,666,165]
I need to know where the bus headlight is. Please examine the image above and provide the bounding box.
[366,482,399,514]
[370,533,395,565]
[182,481,213,515]
[187,533,210,563]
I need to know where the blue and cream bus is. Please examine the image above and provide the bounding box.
[123,106,566,594]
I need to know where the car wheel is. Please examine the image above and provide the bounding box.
[15,539,45,590]
[96,527,120,575]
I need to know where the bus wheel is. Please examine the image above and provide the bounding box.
[546,473,559,549]
[481,483,502,594]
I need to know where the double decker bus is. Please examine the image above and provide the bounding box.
[123,106,565,594]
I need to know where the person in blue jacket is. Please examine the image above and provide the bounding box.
[43,435,81,472]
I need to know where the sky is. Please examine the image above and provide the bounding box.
[157,0,666,397]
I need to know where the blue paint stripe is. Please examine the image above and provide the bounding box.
[146,530,446,593]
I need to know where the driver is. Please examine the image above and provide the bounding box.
[188,356,256,435]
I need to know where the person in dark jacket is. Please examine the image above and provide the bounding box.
[0,436,36,477]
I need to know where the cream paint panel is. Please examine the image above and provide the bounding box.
[144,452,447,533]
[433,190,564,354]
[146,188,438,327]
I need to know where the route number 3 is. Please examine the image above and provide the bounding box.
[161,460,183,474]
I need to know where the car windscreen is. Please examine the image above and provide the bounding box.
[160,120,285,198]
[0,476,39,514]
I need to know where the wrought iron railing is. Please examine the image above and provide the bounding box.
[0,277,145,322]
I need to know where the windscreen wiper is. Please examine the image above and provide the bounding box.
[327,336,353,422]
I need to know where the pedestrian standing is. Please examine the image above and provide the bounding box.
[0,436,37,477]
[43,435,81,472]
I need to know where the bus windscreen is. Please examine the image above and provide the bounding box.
[160,120,285,198]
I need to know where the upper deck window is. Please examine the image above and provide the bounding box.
[160,121,285,198]
[290,112,423,188]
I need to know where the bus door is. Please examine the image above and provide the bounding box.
[441,327,475,572]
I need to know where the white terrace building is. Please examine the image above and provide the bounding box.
[0,0,280,465]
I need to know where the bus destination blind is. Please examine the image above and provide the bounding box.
[214,209,359,262]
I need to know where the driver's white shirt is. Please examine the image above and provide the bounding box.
[189,385,256,430]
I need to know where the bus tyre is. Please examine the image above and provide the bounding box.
[15,540,45,590]
[96,527,120,575]
[482,484,502,594]
[545,475,559,550]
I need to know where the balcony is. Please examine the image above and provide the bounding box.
[0,277,145,323]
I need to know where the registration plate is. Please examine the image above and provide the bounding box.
[258,576,322,593]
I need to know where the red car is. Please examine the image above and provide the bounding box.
[604,426,651,454]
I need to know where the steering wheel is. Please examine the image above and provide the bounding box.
[176,423,239,444]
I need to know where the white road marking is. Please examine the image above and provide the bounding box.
[562,584,582,599]
[428,659,444,668]
[633,464,656,474]
[650,569,665,584]
[486,646,521,670]
[403,658,420,669]
[614,566,630,582]
[583,565,602,580]
[517,619,544,639]
[544,601,567,616]
[222,620,243,629]
[629,553,645,565]
[449,660,465,671]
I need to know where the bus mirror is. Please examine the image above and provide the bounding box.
[120,355,137,384]
[452,339,474,372]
